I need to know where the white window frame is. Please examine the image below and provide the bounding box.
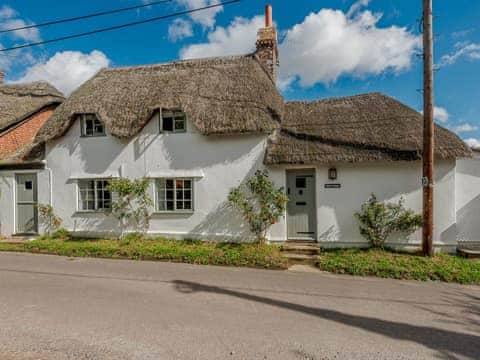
[159,109,186,134]
[80,114,106,137]
[77,179,112,212]
[154,178,194,213]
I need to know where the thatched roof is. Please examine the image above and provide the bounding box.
[35,54,283,142]
[265,93,471,165]
[0,81,64,133]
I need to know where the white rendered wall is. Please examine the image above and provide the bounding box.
[268,160,457,249]
[455,158,480,242]
[44,113,267,241]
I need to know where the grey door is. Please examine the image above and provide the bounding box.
[287,170,316,240]
[16,174,38,234]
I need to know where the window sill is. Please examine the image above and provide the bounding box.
[74,210,110,215]
[152,211,194,215]
[80,134,107,138]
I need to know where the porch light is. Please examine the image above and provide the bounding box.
[328,167,337,180]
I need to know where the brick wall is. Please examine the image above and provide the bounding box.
[0,106,56,159]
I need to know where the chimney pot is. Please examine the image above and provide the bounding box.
[265,5,273,27]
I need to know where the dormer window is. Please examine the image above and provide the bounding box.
[80,114,105,137]
[160,109,186,133]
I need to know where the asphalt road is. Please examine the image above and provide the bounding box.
[0,252,478,360]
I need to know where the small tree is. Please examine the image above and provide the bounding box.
[228,170,288,243]
[355,194,423,248]
[38,204,62,236]
[107,178,153,238]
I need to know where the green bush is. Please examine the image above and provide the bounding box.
[355,194,423,248]
[228,170,288,243]
[0,237,288,269]
[317,248,480,284]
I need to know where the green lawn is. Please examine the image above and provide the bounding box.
[0,236,288,269]
[317,248,480,284]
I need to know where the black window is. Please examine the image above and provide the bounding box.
[161,109,186,133]
[80,114,106,137]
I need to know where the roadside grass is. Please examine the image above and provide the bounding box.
[317,248,480,284]
[0,236,288,270]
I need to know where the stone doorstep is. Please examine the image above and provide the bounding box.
[0,235,36,243]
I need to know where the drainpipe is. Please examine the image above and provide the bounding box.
[41,160,53,206]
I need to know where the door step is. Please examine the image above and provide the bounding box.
[282,244,320,256]
[281,242,320,265]
[0,235,35,243]
[282,253,318,265]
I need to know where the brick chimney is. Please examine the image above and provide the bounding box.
[256,5,279,80]
[0,71,4,84]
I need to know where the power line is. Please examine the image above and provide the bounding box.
[0,0,172,35]
[0,0,241,53]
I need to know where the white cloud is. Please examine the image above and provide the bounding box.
[451,123,478,133]
[176,0,223,29]
[180,5,420,89]
[464,138,480,149]
[168,18,193,42]
[180,15,264,59]
[15,50,110,95]
[433,106,449,123]
[439,42,480,66]
[0,5,40,42]
[279,9,420,88]
[347,0,370,18]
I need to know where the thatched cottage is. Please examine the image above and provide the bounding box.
[1,6,479,251]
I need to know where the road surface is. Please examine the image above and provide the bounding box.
[0,252,478,359]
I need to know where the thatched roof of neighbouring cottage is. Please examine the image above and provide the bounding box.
[264,93,471,165]
[0,81,64,133]
[35,54,284,143]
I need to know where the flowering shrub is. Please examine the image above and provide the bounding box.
[355,194,423,248]
[107,178,152,238]
[38,204,63,235]
[228,170,288,243]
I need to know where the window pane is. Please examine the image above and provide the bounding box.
[184,201,192,210]
[166,201,174,211]
[162,117,173,132]
[176,201,184,210]
[184,180,192,189]
[175,119,185,131]
[184,190,191,201]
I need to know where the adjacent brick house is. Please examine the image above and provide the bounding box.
[0,78,64,161]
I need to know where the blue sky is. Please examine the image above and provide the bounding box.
[1,0,479,145]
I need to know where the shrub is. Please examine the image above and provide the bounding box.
[37,204,63,235]
[228,170,288,243]
[107,178,153,238]
[355,194,423,248]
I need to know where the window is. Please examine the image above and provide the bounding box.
[156,178,193,212]
[160,109,186,133]
[80,114,105,137]
[78,179,111,211]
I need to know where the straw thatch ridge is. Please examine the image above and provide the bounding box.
[35,54,283,143]
[0,81,64,132]
[265,93,471,165]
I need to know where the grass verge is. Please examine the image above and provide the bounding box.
[317,248,480,284]
[0,237,288,269]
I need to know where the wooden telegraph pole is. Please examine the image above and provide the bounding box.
[422,0,434,257]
